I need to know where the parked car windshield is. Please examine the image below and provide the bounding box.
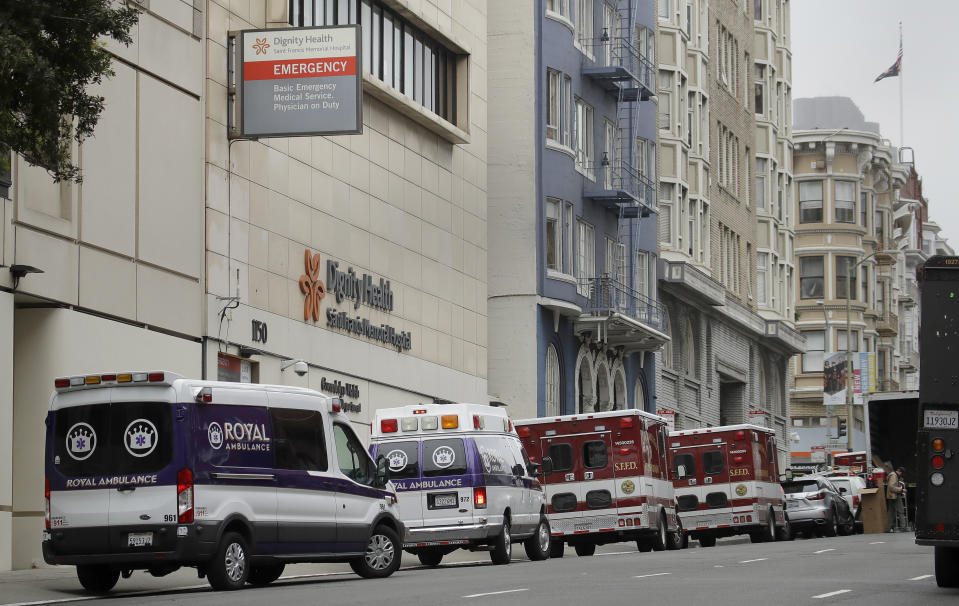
[782,480,820,494]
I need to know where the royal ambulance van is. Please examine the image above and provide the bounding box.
[668,424,788,547]
[515,410,681,557]
[43,371,403,593]
[370,403,550,566]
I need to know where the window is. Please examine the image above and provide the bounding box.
[577,219,595,295]
[332,423,375,485]
[757,252,768,305]
[547,0,570,18]
[837,330,860,353]
[606,237,626,285]
[583,440,608,468]
[292,0,458,123]
[660,182,674,243]
[836,256,857,300]
[876,281,885,316]
[860,192,869,227]
[636,137,649,180]
[635,251,649,300]
[754,0,763,20]
[673,452,696,477]
[575,0,593,47]
[574,98,594,170]
[860,264,869,305]
[835,181,855,223]
[604,121,616,189]
[658,0,670,20]
[546,198,561,271]
[547,69,560,142]
[564,202,574,273]
[422,438,468,477]
[684,319,697,377]
[545,344,561,416]
[562,76,573,147]
[754,64,765,115]
[874,209,884,240]
[755,157,767,209]
[802,330,824,373]
[703,450,724,474]
[799,180,823,223]
[271,408,328,471]
[799,256,824,298]
[0,143,11,199]
[379,441,418,479]
[548,443,574,472]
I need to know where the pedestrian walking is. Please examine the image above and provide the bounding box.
[886,465,903,531]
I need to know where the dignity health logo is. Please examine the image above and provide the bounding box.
[66,423,97,461]
[299,249,326,322]
[252,37,270,55]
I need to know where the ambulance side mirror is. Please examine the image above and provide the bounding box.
[374,455,390,488]
[784,469,794,482]
[675,464,687,480]
[540,456,553,475]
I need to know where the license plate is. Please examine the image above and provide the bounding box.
[430,493,458,509]
[924,410,958,429]
[128,532,153,547]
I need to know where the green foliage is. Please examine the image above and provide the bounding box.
[0,0,139,182]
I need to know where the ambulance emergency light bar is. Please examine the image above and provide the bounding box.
[377,404,513,435]
[54,371,184,391]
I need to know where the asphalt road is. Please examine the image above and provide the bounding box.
[5,532,954,606]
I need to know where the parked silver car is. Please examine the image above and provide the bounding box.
[822,474,867,533]
[781,476,855,538]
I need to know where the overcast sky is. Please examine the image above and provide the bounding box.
[791,0,959,246]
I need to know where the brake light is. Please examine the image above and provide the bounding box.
[44,477,51,530]
[441,415,458,429]
[932,455,946,470]
[733,455,744,464]
[734,431,746,441]
[381,419,398,433]
[932,438,945,452]
[808,491,825,501]
[619,448,630,455]
[177,468,194,523]
[620,416,634,429]
[853,495,860,508]
[517,426,531,438]
[473,486,487,508]
[413,409,427,414]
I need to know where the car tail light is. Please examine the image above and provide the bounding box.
[808,491,825,501]
[517,426,531,438]
[932,455,946,470]
[441,415,459,429]
[44,477,51,530]
[619,416,634,429]
[853,495,860,508]
[734,430,746,441]
[932,438,945,452]
[177,468,194,523]
[380,419,398,433]
[473,486,487,508]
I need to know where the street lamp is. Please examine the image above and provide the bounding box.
[844,250,882,451]
[816,300,832,442]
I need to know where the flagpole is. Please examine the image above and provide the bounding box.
[899,21,904,149]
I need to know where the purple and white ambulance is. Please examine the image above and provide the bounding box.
[43,371,402,593]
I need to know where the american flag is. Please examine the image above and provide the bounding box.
[874,41,902,83]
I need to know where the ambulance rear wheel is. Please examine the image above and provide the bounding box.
[524,516,551,561]
[935,546,959,588]
[574,542,596,557]
[76,565,120,594]
[247,563,285,586]
[636,540,653,552]
[416,549,445,567]
[549,540,565,558]
[667,519,685,550]
[775,515,793,541]
[698,535,717,548]
[651,513,668,551]
[207,531,250,591]
[490,518,512,565]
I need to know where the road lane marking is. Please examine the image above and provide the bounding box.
[463,589,529,599]
[714,565,724,568]
[909,574,933,581]
[812,590,851,599]
[634,573,672,579]
[869,541,885,544]
[813,548,835,554]
[739,558,768,563]
[597,550,637,556]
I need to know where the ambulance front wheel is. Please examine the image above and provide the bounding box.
[667,519,685,550]
[523,516,551,561]
[76,565,120,594]
[350,525,402,579]
[490,517,512,565]
[651,512,668,551]
[549,539,565,558]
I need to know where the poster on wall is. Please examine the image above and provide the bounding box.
[853,352,877,404]
[656,409,676,433]
[748,409,768,428]
[233,25,362,138]
[218,352,252,383]
[823,352,847,406]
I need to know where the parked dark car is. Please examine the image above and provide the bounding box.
[781,476,855,538]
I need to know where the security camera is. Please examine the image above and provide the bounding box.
[281,359,309,377]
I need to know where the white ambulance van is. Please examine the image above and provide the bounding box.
[370,403,550,566]
[43,371,403,593]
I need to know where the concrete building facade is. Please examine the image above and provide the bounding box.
[488,0,665,421]
[655,0,801,466]
[0,0,488,570]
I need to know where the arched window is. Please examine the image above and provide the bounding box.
[684,318,697,377]
[545,344,561,416]
[634,377,646,411]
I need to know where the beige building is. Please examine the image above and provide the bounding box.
[655,0,801,466]
[0,0,487,570]
[789,96,907,462]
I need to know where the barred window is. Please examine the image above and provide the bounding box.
[290,0,458,124]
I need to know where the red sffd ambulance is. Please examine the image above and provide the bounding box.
[515,410,680,557]
[669,424,787,547]
[832,451,868,474]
